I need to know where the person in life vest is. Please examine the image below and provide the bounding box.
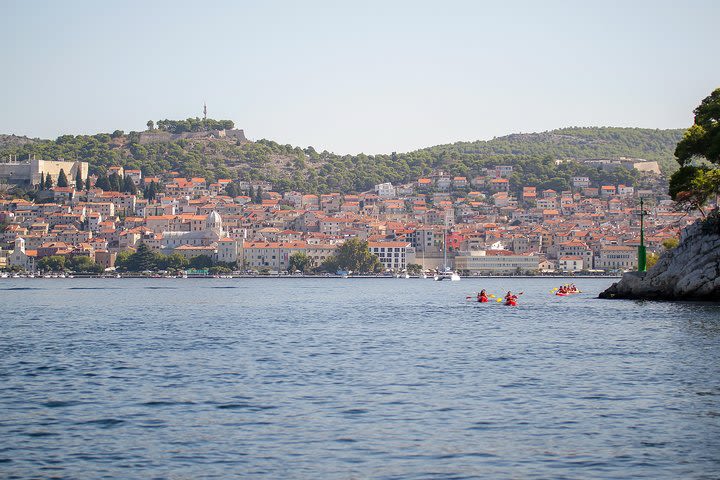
[505,291,517,306]
[478,289,488,303]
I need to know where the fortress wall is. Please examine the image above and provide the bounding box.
[0,162,32,184]
[138,129,247,145]
[32,159,88,184]
[631,161,661,175]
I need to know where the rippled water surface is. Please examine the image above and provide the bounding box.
[1,277,719,479]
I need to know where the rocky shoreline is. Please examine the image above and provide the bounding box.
[600,213,720,301]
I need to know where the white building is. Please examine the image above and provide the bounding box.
[572,176,591,188]
[454,250,539,274]
[161,211,223,250]
[594,245,637,271]
[368,241,413,271]
[374,182,397,198]
[495,165,514,178]
[7,237,37,271]
[558,256,584,273]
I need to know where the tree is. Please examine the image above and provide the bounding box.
[209,265,232,275]
[254,186,263,204]
[37,255,66,272]
[407,263,423,275]
[44,173,53,190]
[57,168,68,188]
[670,166,720,216]
[108,172,122,192]
[126,243,159,272]
[331,238,382,273]
[158,253,188,271]
[288,252,312,273]
[39,172,45,190]
[646,252,660,269]
[68,256,104,273]
[95,174,110,191]
[147,120,154,131]
[111,130,124,138]
[662,237,679,250]
[225,182,239,198]
[75,169,84,191]
[85,176,91,191]
[189,255,214,269]
[675,88,720,166]
[114,250,133,271]
[670,88,720,214]
[145,180,157,201]
[122,176,138,195]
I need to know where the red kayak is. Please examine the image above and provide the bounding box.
[505,299,517,306]
[479,297,488,303]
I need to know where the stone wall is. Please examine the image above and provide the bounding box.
[0,159,88,185]
[0,162,32,184]
[138,129,247,145]
[33,159,88,185]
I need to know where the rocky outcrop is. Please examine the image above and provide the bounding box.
[600,213,720,301]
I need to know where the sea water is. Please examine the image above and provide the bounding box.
[1,277,719,479]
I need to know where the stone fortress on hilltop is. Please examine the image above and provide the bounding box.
[137,128,247,145]
[139,103,247,145]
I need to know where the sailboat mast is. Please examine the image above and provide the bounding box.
[443,210,448,270]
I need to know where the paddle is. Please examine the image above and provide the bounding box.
[500,292,524,303]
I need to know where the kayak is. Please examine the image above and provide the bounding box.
[479,297,488,303]
[556,292,568,296]
[505,299,517,306]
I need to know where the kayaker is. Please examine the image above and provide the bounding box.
[478,289,488,303]
[504,291,517,306]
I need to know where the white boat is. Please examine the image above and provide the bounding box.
[435,211,460,281]
[434,270,461,281]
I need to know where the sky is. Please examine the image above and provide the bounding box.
[1,0,719,154]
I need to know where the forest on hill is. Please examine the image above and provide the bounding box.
[0,124,684,195]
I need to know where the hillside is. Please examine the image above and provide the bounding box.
[0,125,684,194]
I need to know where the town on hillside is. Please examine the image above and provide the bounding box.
[0,156,703,276]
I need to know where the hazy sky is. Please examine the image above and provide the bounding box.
[2,0,719,154]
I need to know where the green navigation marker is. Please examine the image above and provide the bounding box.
[638,198,647,272]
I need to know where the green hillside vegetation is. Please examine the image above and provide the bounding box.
[0,125,684,195]
[154,118,235,133]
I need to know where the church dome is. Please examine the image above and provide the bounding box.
[206,211,222,230]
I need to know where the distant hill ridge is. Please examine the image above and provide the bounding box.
[0,125,685,194]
